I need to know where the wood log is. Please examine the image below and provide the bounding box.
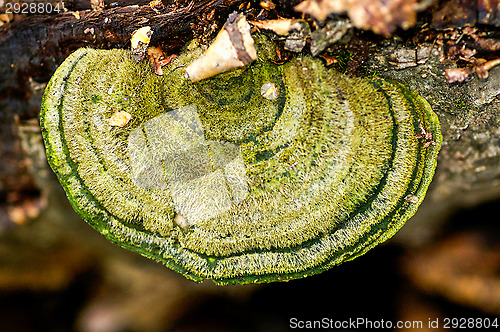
[0,0,242,89]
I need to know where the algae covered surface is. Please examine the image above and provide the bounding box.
[40,36,441,284]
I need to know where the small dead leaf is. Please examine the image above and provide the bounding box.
[295,0,419,35]
[147,47,178,75]
[109,110,132,127]
[249,19,304,36]
[72,11,81,19]
[250,19,311,53]
[320,55,338,66]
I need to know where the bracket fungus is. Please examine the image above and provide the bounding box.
[40,31,441,285]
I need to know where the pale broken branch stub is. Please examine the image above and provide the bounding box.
[184,12,258,82]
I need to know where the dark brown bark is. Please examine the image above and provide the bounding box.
[0,0,241,90]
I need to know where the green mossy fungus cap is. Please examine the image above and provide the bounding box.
[40,35,442,285]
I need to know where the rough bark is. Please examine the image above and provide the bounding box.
[0,1,499,329]
[0,0,238,89]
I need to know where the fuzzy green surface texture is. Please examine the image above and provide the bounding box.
[40,38,442,285]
